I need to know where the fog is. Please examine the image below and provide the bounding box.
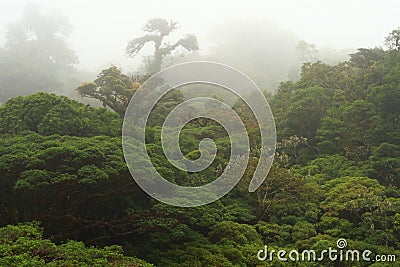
[0,0,399,101]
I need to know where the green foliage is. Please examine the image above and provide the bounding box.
[0,92,121,136]
[0,132,149,245]
[297,154,362,181]
[209,221,262,245]
[321,176,387,223]
[76,65,139,117]
[0,223,153,266]
[384,28,400,51]
[284,86,331,145]
[1,30,400,266]
[366,143,400,186]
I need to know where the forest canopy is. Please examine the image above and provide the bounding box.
[0,6,399,264]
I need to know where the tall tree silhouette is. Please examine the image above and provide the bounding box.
[126,18,199,74]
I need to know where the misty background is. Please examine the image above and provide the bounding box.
[0,0,399,103]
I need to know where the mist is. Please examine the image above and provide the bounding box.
[0,0,398,102]
[0,1,400,265]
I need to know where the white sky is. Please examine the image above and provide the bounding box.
[0,0,399,71]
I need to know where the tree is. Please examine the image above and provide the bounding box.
[317,100,378,161]
[76,65,140,117]
[283,86,331,147]
[349,48,386,69]
[384,28,400,51]
[5,3,77,66]
[76,65,184,119]
[297,40,319,62]
[0,223,153,266]
[209,221,261,245]
[0,92,121,136]
[126,18,199,74]
[321,176,386,220]
[0,3,78,103]
[0,132,152,244]
[276,135,308,166]
[366,143,400,187]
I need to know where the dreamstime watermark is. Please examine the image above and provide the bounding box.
[257,238,397,263]
[122,61,276,207]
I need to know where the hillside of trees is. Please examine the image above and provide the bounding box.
[0,28,399,265]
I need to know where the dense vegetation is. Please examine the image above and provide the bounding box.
[0,31,399,266]
[0,223,153,266]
